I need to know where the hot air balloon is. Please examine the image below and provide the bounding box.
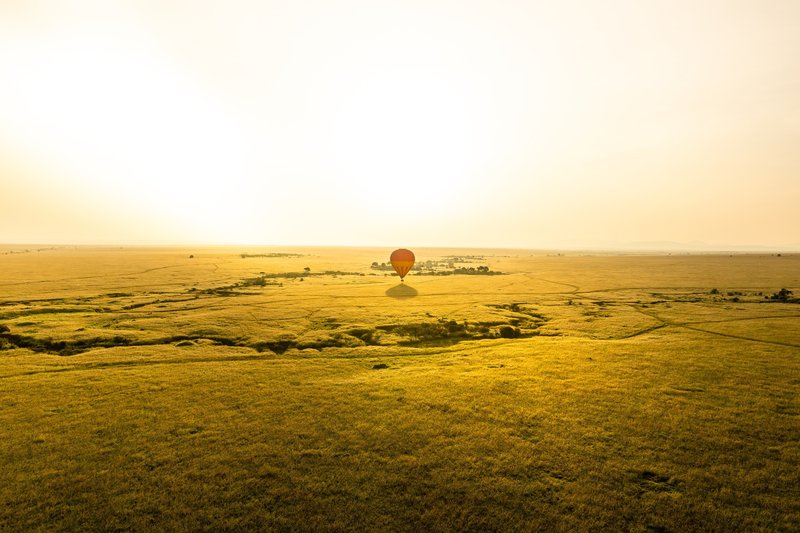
[390,248,415,281]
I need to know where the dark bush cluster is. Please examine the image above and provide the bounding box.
[0,329,134,355]
[371,257,502,276]
[376,313,541,345]
[453,266,500,275]
[769,288,794,302]
[347,328,381,345]
[378,320,471,343]
[252,339,295,354]
[498,325,521,338]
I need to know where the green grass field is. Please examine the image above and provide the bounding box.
[1,246,798,531]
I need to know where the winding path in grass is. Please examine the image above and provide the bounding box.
[631,305,800,349]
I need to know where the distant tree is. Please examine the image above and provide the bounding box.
[770,288,793,302]
[304,267,311,273]
[710,288,719,295]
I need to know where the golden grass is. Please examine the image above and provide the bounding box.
[1,246,798,530]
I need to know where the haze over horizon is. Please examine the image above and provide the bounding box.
[2,1,799,249]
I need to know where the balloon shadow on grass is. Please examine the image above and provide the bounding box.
[385,283,418,299]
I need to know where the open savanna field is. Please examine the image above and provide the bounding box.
[1,246,798,531]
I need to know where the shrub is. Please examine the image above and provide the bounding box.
[258,340,294,354]
[770,288,793,302]
[347,328,381,345]
[498,325,521,338]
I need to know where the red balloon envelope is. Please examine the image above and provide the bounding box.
[390,249,415,281]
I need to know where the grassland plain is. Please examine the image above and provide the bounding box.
[1,246,798,531]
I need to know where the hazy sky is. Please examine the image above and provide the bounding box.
[1,1,799,249]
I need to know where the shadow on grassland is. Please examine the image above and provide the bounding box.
[385,284,418,299]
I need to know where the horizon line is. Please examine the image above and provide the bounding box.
[2,242,799,253]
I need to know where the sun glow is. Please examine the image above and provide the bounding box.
[0,28,253,241]
[329,68,484,218]
[1,1,798,247]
